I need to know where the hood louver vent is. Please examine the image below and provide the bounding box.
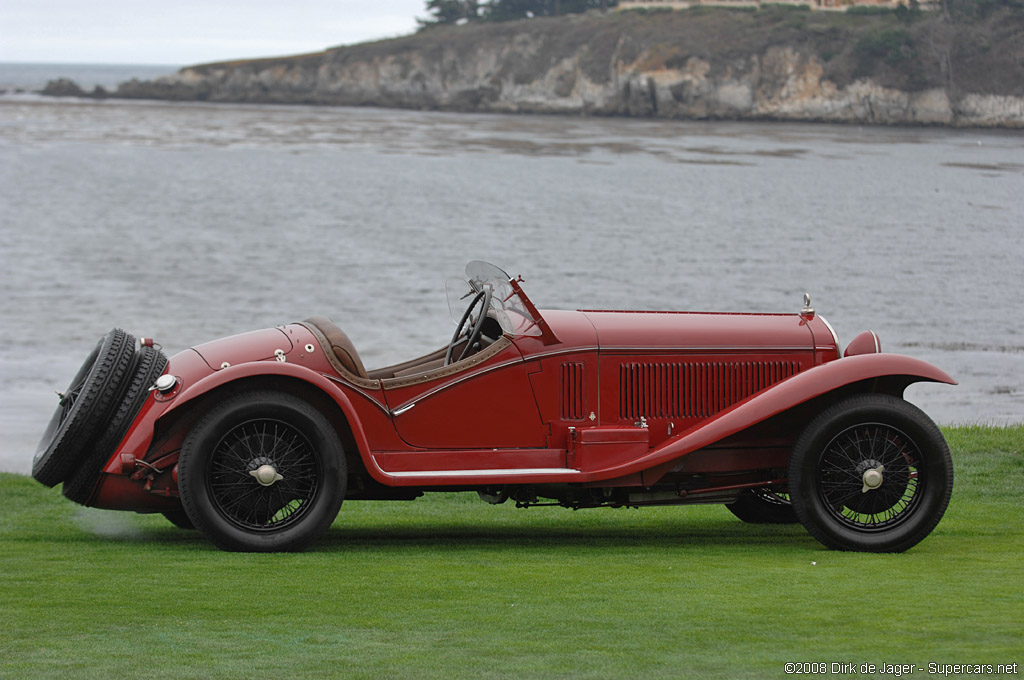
[560,361,585,420]
[620,361,800,420]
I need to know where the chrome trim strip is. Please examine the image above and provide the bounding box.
[521,345,599,359]
[819,315,841,355]
[389,468,580,479]
[389,357,525,412]
[322,374,391,414]
[600,345,811,353]
[391,402,416,417]
[519,345,811,363]
[871,330,881,353]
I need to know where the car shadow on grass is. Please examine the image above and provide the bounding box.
[316,520,814,554]
[73,519,814,553]
[58,505,816,553]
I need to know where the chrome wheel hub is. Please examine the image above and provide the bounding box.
[861,465,885,493]
[250,463,284,487]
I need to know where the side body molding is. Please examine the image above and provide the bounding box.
[589,353,956,482]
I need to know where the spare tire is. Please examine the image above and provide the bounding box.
[62,344,168,505]
[33,329,137,487]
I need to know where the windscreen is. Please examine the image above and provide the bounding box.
[445,261,541,337]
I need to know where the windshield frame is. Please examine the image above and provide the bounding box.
[447,261,557,344]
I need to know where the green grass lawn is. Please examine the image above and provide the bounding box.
[1,426,1021,679]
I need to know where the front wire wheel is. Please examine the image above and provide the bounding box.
[819,424,919,529]
[178,391,346,552]
[788,394,953,552]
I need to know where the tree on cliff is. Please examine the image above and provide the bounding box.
[921,0,1024,96]
[419,0,482,25]
[420,0,613,25]
[483,0,613,20]
[939,0,1024,18]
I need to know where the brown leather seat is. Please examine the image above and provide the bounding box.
[302,316,368,379]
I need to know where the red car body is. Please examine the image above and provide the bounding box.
[33,262,955,553]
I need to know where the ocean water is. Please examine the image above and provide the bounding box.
[1,91,1022,474]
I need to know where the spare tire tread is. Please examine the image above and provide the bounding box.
[62,345,168,505]
[33,329,137,487]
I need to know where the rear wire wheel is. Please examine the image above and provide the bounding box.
[788,394,953,552]
[726,488,798,524]
[178,391,346,552]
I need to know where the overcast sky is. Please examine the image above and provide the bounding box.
[0,0,430,65]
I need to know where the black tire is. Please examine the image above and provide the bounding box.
[33,329,137,487]
[788,394,953,553]
[162,510,195,530]
[178,390,346,552]
[62,345,169,505]
[726,488,798,524]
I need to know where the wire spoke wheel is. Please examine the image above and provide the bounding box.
[726,486,798,524]
[789,394,953,553]
[818,424,920,531]
[753,488,791,506]
[208,418,320,531]
[178,390,346,552]
[59,384,84,420]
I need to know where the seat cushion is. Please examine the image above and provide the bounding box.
[302,316,368,379]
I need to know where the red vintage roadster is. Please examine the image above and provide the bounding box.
[33,262,955,553]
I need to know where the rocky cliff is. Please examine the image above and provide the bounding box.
[111,8,1024,127]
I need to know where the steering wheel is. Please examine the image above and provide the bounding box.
[445,286,493,366]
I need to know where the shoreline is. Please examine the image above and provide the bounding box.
[18,87,1024,132]
[21,7,1024,130]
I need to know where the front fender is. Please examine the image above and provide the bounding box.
[593,353,955,481]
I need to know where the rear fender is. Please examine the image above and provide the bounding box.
[598,353,955,482]
[109,361,381,481]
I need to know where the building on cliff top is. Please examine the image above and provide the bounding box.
[617,0,935,10]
